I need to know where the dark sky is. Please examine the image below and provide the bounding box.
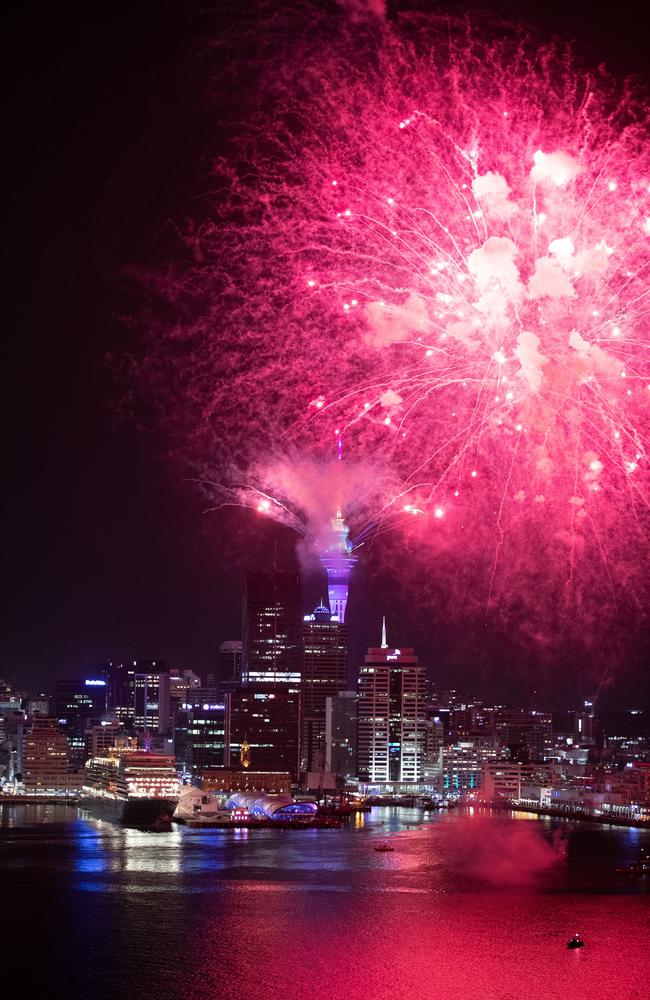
[3,1,648,704]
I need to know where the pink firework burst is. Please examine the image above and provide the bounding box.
[132,9,650,649]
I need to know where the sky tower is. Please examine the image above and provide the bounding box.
[320,507,357,624]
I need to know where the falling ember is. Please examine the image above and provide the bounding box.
[132,7,650,653]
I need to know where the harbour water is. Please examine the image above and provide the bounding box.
[2,804,649,999]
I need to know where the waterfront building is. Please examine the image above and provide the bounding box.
[325,690,357,779]
[301,604,348,771]
[23,717,79,793]
[229,684,301,779]
[202,768,292,795]
[481,761,542,803]
[440,735,505,796]
[242,571,302,685]
[0,709,27,785]
[357,620,426,784]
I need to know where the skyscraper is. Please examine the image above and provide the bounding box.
[325,690,357,779]
[242,571,302,685]
[357,620,427,785]
[54,677,107,770]
[302,604,348,771]
[218,640,243,689]
[101,659,169,728]
[229,685,301,779]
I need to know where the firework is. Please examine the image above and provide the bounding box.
[132,6,650,644]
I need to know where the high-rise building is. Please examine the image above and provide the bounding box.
[325,690,357,779]
[134,670,170,735]
[489,708,552,759]
[229,685,301,779]
[174,693,229,777]
[575,700,597,745]
[218,641,243,689]
[423,714,444,783]
[0,706,27,786]
[242,571,302,685]
[357,620,427,785]
[301,604,348,771]
[23,717,77,792]
[101,660,169,729]
[54,678,108,770]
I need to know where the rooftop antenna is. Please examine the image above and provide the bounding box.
[381,616,388,649]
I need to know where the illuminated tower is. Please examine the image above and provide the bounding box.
[320,508,357,624]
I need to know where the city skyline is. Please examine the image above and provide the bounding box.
[4,1,650,708]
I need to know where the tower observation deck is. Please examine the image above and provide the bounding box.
[319,508,357,625]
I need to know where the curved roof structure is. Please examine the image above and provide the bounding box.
[226,792,317,820]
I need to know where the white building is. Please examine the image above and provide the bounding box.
[357,620,426,784]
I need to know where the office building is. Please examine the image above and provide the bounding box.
[229,685,301,779]
[54,677,108,770]
[174,695,229,777]
[242,571,302,685]
[23,717,79,793]
[357,620,426,784]
[101,660,169,729]
[134,669,170,735]
[325,690,357,779]
[218,641,243,688]
[301,604,348,771]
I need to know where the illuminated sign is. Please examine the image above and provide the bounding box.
[85,679,106,687]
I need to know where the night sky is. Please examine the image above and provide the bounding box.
[3,1,649,705]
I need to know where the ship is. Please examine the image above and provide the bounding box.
[81,750,180,829]
[616,850,650,875]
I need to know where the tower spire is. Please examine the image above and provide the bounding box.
[381,616,388,649]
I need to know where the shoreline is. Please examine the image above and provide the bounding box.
[472,802,650,830]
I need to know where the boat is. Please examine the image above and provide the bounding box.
[616,850,650,875]
[567,934,585,950]
[81,750,180,829]
[374,843,395,852]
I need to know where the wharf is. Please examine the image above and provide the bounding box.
[0,796,80,805]
[473,802,650,829]
[175,816,341,830]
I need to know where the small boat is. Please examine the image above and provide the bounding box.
[374,843,394,852]
[567,934,585,950]
[616,850,650,875]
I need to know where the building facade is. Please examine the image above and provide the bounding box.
[229,685,301,779]
[357,624,426,784]
[325,690,358,779]
[301,605,348,771]
[242,572,302,685]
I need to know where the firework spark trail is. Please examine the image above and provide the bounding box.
[132,6,650,647]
